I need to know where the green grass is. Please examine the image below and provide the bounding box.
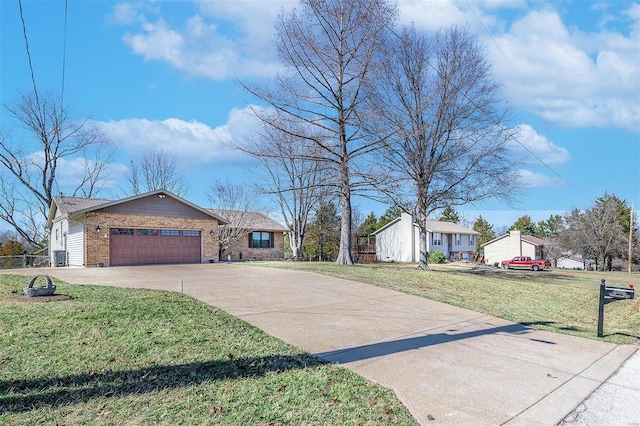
[248,261,640,345]
[0,275,416,425]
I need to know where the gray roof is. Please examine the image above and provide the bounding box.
[47,190,228,228]
[373,214,478,235]
[53,195,112,217]
[210,209,289,232]
[521,234,546,246]
[425,220,480,235]
[481,232,545,248]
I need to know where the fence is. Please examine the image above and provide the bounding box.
[0,255,50,269]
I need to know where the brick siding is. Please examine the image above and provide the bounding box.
[85,212,220,266]
[224,231,286,261]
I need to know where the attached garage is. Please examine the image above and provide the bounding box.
[47,190,226,267]
[109,228,202,266]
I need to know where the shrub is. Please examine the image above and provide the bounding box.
[428,250,446,264]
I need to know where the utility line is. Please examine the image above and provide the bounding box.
[388,10,593,206]
[61,0,69,104]
[461,2,593,205]
[18,0,39,106]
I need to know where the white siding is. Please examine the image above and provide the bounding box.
[483,236,511,266]
[376,213,415,262]
[522,242,537,259]
[557,257,585,269]
[67,218,85,266]
[49,218,69,266]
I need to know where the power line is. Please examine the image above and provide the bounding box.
[388,11,593,206]
[17,0,39,105]
[61,0,69,104]
[461,2,593,204]
[464,0,518,74]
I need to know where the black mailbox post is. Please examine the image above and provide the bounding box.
[597,279,635,338]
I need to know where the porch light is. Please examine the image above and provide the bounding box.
[210,229,215,236]
[96,225,101,233]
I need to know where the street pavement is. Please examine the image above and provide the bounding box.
[3,264,638,425]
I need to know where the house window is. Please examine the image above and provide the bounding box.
[55,228,59,242]
[250,232,273,249]
[183,230,200,237]
[455,234,461,246]
[468,235,474,246]
[137,229,158,236]
[161,229,180,236]
[111,228,134,235]
[432,232,442,246]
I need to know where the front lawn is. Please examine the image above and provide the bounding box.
[0,275,416,425]
[249,262,640,345]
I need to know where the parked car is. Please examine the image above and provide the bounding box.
[501,256,550,271]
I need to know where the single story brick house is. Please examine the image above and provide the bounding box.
[209,209,289,261]
[373,212,480,262]
[46,190,228,267]
[481,230,546,266]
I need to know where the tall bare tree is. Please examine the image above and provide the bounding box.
[374,26,519,269]
[244,0,398,264]
[239,112,326,259]
[208,181,264,259]
[562,193,630,271]
[127,149,187,197]
[0,91,112,246]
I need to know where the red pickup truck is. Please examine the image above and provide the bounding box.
[501,256,550,271]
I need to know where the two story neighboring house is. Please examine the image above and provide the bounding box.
[373,212,479,262]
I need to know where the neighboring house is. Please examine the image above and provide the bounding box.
[47,190,227,267]
[373,212,479,262]
[482,230,546,266]
[557,255,595,270]
[209,209,289,261]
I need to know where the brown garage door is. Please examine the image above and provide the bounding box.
[110,228,201,266]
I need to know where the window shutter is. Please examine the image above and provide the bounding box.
[248,233,252,248]
[270,232,274,249]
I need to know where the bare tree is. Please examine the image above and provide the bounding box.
[244,0,398,265]
[374,26,519,269]
[208,181,263,259]
[127,149,187,197]
[0,91,112,246]
[239,112,326,259]
[562,194,629,271]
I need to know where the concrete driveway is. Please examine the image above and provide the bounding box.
[4,264,636,425]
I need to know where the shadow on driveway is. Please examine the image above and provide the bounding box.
[316,323,555,364]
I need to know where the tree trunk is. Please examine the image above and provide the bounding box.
[416,207,430,270]
[335,181,353,265]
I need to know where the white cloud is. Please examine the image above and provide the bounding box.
[487,7,640,132]
[116,2,283,80]
[93,108,260,166]
[509,124,571,166]
[516,169,563,188]
[107,2,158,25]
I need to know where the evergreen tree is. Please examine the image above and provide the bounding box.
[536,214,564,238]
[358,212,379,234]
[472,216,495,251]
[377,206,402,228]
[303,201,341,261]
[510,215,537,236]
[439,205,460,223]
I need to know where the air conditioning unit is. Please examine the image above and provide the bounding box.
[53,250,67,267]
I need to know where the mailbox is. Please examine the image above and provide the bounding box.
[598,280,635,338]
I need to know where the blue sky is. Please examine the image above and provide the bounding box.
[1,0,639,229]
